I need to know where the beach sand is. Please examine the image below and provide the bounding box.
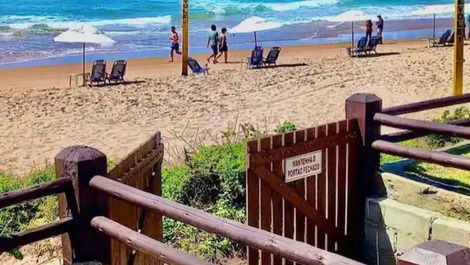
[1,39,469,176]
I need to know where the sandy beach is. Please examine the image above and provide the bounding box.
[0,39,469,176]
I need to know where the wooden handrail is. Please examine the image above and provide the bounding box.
[89,176,363,265]
[0,217,74,252]
[380,119,470,143]
[372,140,470,170]
[0,178,73,209]
[91,217,212,265]
[382,93,470,115]
[374,114,470,139]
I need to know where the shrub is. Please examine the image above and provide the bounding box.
[426,107,470,148]
[275,121,296,134]
[0,167,57,260]
[162,143,246,262]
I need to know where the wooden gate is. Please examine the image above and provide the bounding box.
[246,119,362,265]
[107,132,164,265]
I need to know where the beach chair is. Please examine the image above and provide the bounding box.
[106,60,127,84]
[349,37,368,57]
[366,37,380,55]
[86,60,106,86]
[247,46,264,68]
[445,32,454,46]
[432,30,452,47]
[188,58,209,75]
[263,47,281,67]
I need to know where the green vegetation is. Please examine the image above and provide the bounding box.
[0,167,57,260]
[406,145,470,189]
[380,107,470,190]
[162,143,246,262]
[426,107,470,148]
[275,121,297,134]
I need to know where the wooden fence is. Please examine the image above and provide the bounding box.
[0,129,362,265]
[55,132,164,265]
[246,120,362,265]
[106,132,164,265]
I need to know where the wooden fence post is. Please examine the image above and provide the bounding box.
[55,145,110,264]
[345,93,383,196]
[345,93,382,260]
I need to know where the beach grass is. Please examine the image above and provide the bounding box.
[405,144,470,189]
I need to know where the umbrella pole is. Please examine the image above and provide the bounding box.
[352,21,355,48]
[254,31,257,48]
[433,13,436,42]
[82,43,86,86]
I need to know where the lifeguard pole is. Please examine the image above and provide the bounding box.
[181,0,189,76]
[453,0,465,95]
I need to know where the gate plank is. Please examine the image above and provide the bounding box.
[337,121,348,254]
[283,132,295,265]
[294,130,306,265]
[327,122,338,252]
[260,137,272,265]
[247,140,260,265]
[271,135,283,265]
[305,128,317,248]
[316,125,327,250]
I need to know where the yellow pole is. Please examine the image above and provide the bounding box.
[181,0,189,76]
[453,0,465,95]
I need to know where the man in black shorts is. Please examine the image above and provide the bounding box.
[169,26,182,62]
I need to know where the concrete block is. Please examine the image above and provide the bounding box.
[432,217,470,249]
[394,229,427,257]
[379,199,437,239]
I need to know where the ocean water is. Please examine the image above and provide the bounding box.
[0,0,462,67]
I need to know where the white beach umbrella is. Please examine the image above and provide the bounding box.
[230,16,282,47]
[54,24,115,85]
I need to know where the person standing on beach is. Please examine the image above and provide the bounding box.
[207,25,219,64]
[169,26,182,62]
[216,28,228,63]
[365,20,373,43]
[376,15,384,44]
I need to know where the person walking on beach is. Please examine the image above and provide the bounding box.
[376,15,384,44]
[207,25,219,64]
[216,28,228,63]
[169,26,182,62]
[365,20,373,43]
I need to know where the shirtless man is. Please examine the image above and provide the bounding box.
[169,26,182,62]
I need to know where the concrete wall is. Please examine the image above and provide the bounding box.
[363,174,470,265]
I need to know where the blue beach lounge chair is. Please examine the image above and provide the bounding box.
[366,37,380,55]
[86,60,107,86]
[349,37,367,57]
[263,47,281,67]
[106,60,127,84]
[247,46,264,68]
[432,30,452,47]
[188,58,209,75]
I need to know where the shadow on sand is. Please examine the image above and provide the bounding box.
[92,80,146,87]
[356,52,401,58]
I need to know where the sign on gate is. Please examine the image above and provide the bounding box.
[284,150,322,183]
